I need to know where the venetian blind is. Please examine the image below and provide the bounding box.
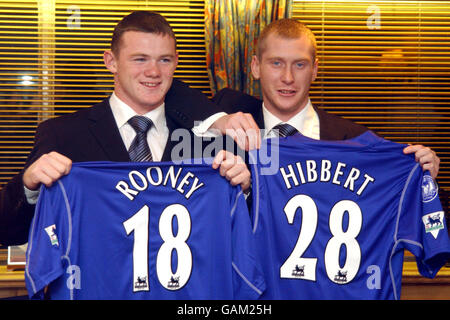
[292,0,450,205]
[0,0,209,188]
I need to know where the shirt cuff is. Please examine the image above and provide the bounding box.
[191,112,227,137]
[24,185,40,205]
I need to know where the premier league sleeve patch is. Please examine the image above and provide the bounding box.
[44,224,59,246]
[422,211,445,239]
[422,175,438,203]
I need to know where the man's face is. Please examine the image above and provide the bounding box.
[104,31,178,114]
[251,33,318,121]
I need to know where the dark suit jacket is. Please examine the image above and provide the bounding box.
[0,79,222,245]
[212,88,368,140]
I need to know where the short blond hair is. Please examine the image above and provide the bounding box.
[256,19,317,60]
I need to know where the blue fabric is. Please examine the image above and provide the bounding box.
[25,161,265,300]
[250,131,450,300]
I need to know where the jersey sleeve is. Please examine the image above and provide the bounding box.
[230,188,266,299]
[397,168,450,278]
[25,181,69,299]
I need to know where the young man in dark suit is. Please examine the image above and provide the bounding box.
[212,18,440,177]
[0,11,250,245]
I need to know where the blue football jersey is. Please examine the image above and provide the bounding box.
[250,131,450,300]
[25,161,265,300]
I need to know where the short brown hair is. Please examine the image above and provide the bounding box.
[257,18,317,60]
[111,11,176,55]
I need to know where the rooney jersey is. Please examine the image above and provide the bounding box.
[250,131,450,300]
[25,161,265,300]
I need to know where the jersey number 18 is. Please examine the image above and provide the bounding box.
[123,204,192,292]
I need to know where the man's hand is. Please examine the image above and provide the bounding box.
[403,144,440,179]
[212,150,251,192]
[211,112,261,151]
[23,151,72,190]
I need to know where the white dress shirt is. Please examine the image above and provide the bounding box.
[109,93,169,162]
[263,99,320,140]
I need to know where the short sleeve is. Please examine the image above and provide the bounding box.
[25,182,68,299]
[397,169,450,278]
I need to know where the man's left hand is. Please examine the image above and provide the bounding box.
[403,144,440,179]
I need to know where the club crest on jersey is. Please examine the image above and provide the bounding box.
[44,224,59,246]
[422,211,445,239]
[422,175,438,203]
[134,276,148,291]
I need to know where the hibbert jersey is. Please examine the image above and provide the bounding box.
[25,161,265,300]
[250,131,450,300]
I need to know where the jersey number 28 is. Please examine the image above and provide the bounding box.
[281,194,362,284]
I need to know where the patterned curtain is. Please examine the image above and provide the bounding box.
[205,0,292,98]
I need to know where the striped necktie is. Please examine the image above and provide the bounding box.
[128,116,153,162]
[272,123,299,137]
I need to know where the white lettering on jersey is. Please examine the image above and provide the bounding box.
[115,166,204,201]
[279,159,375,196]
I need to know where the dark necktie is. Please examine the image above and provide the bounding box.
[128,116,153,162]
[272,123,299,137]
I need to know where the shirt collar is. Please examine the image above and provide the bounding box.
[263,99,316,136]
[109,92,166,132]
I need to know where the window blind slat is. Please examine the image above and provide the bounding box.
[0,0,210,188]
[293,0,450,204]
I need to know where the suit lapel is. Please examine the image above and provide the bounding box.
[162,86,197,162]
[161,108,194,162]
[254,103,265,129]
[315,106,359,140]
[161,115,177,162]
[315,107,331,140]
[87,99,130,162]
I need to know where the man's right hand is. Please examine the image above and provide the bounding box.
[23,151,72,190]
